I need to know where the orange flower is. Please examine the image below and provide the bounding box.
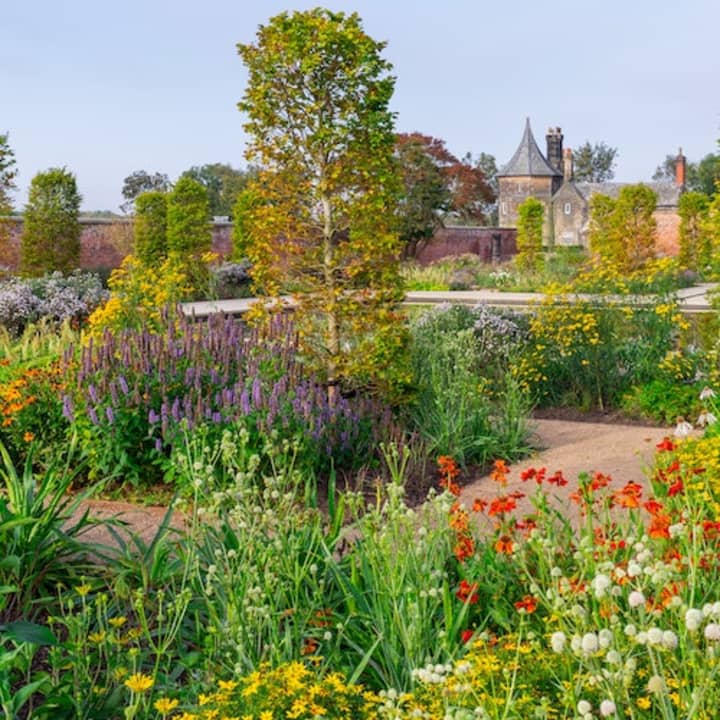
[514,595,537,614]
[494,535,514,554]
[668,479,684,497]
[438,455,460,480]
[648,514,671,540]
[520,467,545,484]
[547,470,568,487]
[23,431,34,442]
[487,495,517,517]
[472,497,488,513]
[454,534,475,562]
[590,471,612,491]
[490,459,509,486]
[301,637,319,655]
[612,481,643,509]
[449,506,469,532]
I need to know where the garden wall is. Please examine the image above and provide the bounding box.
[1,218,518,272]
[0,217,234,273]
[414,226,518,265]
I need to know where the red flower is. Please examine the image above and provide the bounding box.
[591,472,612,491]
[612,481,643,509]
[514,595,537,614]
[668,479,684,497]
[488,496,517,517]
[643,499,664,515]
[520,467,546,484]
[656,437,676,452]
[456,579,479,604]
[547,470,568,487]
[461,629,474,644]
[472,497,488,513]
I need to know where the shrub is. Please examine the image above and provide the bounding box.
[133,191,168,265]
[21,167,82,276]
[515,196,544,272]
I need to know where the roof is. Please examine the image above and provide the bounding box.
[498,118,562,178]
[574,181,681,207]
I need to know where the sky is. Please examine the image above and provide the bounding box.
[4,0,720,212]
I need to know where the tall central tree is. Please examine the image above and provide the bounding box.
[237,9,407,397]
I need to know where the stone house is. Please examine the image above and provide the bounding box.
[497,118,685,254]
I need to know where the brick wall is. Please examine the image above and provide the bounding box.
[0,217,234,272]
[414,226,517,265]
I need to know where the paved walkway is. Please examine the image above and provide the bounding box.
[182,284,717,318]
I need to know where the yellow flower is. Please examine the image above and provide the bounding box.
[124,673,154,693]
[109,616,127,628]
[637,697,651,709]
[75,583,91,597]
[259,712,273,720]
[154,697,179,714]
[88,631,106,643]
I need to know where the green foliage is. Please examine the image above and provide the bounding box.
[238,8,408,396]
[588,184,657,273]
[133,191,168,265]
[21,168,82,276]
[654,151,720,196]
[231,184,262,261]
[120,170,170,213]
[621,378,701,424]
[180,163,253,218]
[409,305,532,465]
[166,175,211,257]
[678,191,710,271]
[515,197,544,271]
[572,140,618,182]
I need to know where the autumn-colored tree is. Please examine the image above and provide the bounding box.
[394,133,494,254]
[21,167,82,276]
[134,191,168,266]
[515,197,544,271]
[237,9,408,397]
[613,184,657,272]
[678,191,710,271]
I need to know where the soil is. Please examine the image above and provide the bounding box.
[74,418,677,547]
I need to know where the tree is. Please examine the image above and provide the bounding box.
[120,170,171,213]
[515,197,544,271]
[134,191,168,265]
[614,184,657,271]
[166,176,211,257]
[573,141,618,183]
[231,185,262,261]
[179,163,254,218]
[474,152,499,224]
[21,168,82,276]
[394,133,494,254]
[0,132,17,215]
[238,8,407,397]
[677,192,710,271]
[588,193,620,263]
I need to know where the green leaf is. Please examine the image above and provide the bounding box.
[0,621,58,645]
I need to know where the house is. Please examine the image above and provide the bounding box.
[497,119,685,254]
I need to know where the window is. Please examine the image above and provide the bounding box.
[500,202,507,215]
[564,202,572,215]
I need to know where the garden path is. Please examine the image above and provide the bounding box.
[460,418,673,531]
[76,419,673,548]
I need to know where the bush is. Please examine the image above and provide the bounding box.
[409,304,532,465]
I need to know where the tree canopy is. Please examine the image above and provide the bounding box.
[653,152,719,196]
[573,141,618,183]
[120,170,171,213]
[238,8,408,397]
[179,163,254,218]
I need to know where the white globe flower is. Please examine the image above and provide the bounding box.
[550,631,566,653]
[647,674,665,694]
[628,590,645,608]
[662,630,678,649]
[581,633,599,654]
[600,699,617,716]
[598,629,613,648]
[647,627,664,645]
[686,608,704,632]
[577,700,592,714]
[705,623,720,641]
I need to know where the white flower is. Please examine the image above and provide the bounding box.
[550,631,566,653]
[581,633,599,654]
[571,635,582,653]
[647,627,663,645]
[697,411,718,427]
[647,674,665,694]
[662,630,678,649]
[704,623,720,641]
[592,573,612,598]
[600,699,617,716]
[700,386,716,401]
[577,700,592,714]
[628,590,645,608]
[627,561,642,577]
[598,629,613,648]
[605,649,622,665]
[624,624,637,637]
[686,608,704,632]
[674,418,693,438]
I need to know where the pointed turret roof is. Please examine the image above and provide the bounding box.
[498,118,562,178]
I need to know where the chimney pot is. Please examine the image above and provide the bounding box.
[675,148,686,188]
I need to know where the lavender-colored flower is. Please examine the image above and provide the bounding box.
[88,406,99,426]
[62,395,75,423]
[105,406,115,424]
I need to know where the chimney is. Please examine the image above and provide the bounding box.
[675,147,686,188]
[563,148,574,182]
[546,126,563,172]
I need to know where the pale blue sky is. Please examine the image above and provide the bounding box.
[4,0,719,211]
